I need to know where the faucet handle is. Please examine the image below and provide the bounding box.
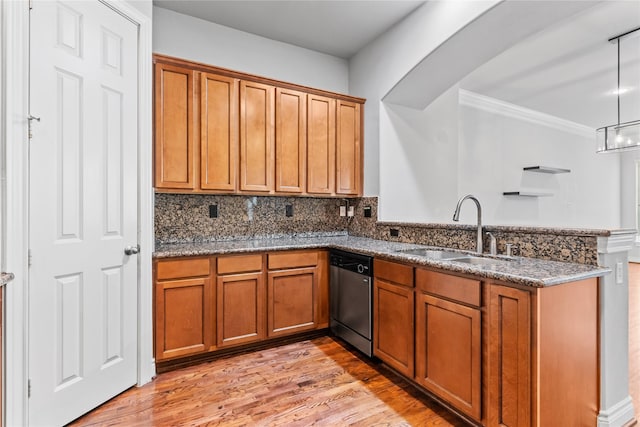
[486,232,497,255]
[505,243,518,257]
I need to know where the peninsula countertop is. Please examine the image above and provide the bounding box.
[154,235,610,288]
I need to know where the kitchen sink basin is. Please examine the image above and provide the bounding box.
[453,256,513,266]
[396,248,465,260]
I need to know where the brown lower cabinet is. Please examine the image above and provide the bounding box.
[267,251,320,337]
[154,252,598,427]
[415,268,482,421]
[373,259,415,377]
[154,250,328,362]
[488,284,530,427]
[372,259,598,427]
[154,257,213,360]
[0,286,3,426]
[216,254,265,348]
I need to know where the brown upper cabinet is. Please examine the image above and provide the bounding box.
[275,88,307,194]
[336,100,361,196]
[307,94,336,195]
[154,62,196,190]
[200,72,238,191]
[240,81,275,192]
[153,55,364,197]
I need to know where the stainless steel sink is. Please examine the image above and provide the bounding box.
[396,248,465,260]
[453,256,513,266]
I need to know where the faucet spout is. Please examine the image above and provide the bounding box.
[452,194,483,254]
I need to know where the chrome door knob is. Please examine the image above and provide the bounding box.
[124,245,140,255]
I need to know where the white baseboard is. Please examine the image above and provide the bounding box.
[598,396,635,427]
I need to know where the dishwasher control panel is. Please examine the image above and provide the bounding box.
[329,250,373,277]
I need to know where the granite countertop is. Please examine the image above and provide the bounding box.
[154,236,610,288]
[1,272,15,287]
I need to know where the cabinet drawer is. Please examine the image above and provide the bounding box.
[374,259,414,287]
[416,268,480,307]
[217,254,263,275]
[268,251,318,270]
[157,258,210,280]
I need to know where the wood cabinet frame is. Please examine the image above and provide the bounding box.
[216,271,266,348]
[275,87,307,194]
[154,257,214,361]
[373,278,415,377]
[200,72,238,191]
[154,62,196,190]
[415,292,482,421]
[153,54,364,197]
[267,266,318,337]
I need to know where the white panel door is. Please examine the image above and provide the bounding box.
[28,1,138,425]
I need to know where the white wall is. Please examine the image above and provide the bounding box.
[379,87,460,222]
[379,89,622,229]
[153,6,348,94]
[458,97,620,228]
[349,1,501,196]
[127,0,152,18]
[620,151,640,260]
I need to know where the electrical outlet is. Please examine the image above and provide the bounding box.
[616,261,624,284]
[209,204,218,218]
[390,228,399,237]
[285,204,294,217]
[347,206,354,217]
[364,206,372,218]
[339,205,346,217]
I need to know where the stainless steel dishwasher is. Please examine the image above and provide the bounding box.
[329,249,373,357]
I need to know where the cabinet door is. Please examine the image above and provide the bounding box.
[240,81,274,192]
[307,94,335,194]
[154,62,196,190]
[217,272,266,347]
[275,88,306,193]
[155,277,212,360]
[336,100,361,196]
[488,285,531,427]
[200,72,238,191]
[316,251,330,329]
[374,278,414,377]
[267,267,318,337]
[415,293,481,421]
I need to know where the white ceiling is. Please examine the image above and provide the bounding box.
[152,0,425,59]
[460,1,640,129]
[153,0,639,129]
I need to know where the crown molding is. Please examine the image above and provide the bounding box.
[459,89,594,139]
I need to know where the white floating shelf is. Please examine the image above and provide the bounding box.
[523,166,571,174]
[503,191,553,197]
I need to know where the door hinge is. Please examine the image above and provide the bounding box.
[28,115,40,139]
[28,379,32,398]
[28,249,32,267]
[29,0,33,10]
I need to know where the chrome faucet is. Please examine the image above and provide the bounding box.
[452,194,483,254]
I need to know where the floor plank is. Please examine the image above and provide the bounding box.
[68,337,466,426]
[629,262,640,415]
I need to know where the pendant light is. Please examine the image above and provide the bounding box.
[596,26,640,153]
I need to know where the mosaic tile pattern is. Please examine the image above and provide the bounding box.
[156,194,612,266]
[155,193,352,243]
[349,197,604,266]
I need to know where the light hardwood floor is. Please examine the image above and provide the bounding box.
[629,262,640,414]
[69,336,466,426]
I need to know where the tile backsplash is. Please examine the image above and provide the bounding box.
[155,193,351,243]
[156,194,605,265]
